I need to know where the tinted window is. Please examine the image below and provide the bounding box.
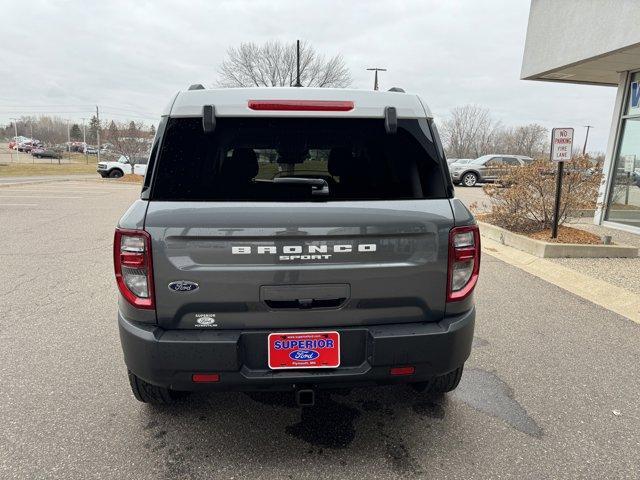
[151,117,447,201]
[485,157,503,166]
[502,157,520,166]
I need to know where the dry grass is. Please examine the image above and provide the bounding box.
[118,174,143,183]
[0,163,97,177]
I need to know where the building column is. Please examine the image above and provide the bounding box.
[594,71,629,225]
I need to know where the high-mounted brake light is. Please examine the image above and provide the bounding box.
[248,100,354,111]
[446,225,481,302]
[114,228,155,309]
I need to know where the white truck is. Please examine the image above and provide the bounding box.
[97,155,148,178]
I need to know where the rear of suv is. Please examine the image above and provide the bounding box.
[115,86,480,406]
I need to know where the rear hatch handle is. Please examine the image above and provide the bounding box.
[260,284,350,310]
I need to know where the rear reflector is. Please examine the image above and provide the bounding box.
[248,100,354,111]
[390,366,415,376]
[192,373,220,383]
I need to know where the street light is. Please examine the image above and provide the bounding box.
[366,67,387,91]
[582,125,594,155]
[9,118,19,161]
[66,119,71,161]
[81,117,87,164]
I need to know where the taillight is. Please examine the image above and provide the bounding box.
[247,100,354,111]
[447,225,480,302]
[114,228,154,309]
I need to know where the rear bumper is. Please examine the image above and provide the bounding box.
[118,308,475,391]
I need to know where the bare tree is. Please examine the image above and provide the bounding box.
[105,121,152,164]
[501,124,548,158]
[440,105,550,159]
[217,40,352,88]
[440,105,501,159]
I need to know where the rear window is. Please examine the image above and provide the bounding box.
[150,117,448,201]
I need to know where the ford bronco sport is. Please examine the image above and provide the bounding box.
[115,86,479,406]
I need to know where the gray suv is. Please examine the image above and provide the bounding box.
[450,154,533,187]
[114,87,479,406]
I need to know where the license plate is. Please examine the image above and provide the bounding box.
[268,331,340,369]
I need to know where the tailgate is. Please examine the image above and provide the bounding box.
[145,200,453,330]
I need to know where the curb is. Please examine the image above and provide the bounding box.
[478,221,638,258]
[482,237,640,325]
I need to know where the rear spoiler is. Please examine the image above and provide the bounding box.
[202,102,397,135]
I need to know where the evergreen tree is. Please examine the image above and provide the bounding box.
[70,124,82,141]
[88,115,101,143]
[107,121,118,142]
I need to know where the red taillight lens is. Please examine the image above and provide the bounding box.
[447,225,481,302]
[247,100,354,111]
[114,228,154,309]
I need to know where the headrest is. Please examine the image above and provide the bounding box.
[221,148,259,182]
[328,148,354,177]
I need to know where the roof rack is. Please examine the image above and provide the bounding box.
[388,87,405,93]
[188,84,205,90]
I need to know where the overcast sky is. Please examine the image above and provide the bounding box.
[0,0,616,151]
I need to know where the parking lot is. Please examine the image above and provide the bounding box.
[1,179,639,479]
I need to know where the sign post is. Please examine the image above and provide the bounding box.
[550,127,574,239]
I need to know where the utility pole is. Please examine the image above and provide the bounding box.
[10,118,19,162]
[294,40,302,87]
[96,106,101,163]
[366,67,387,91]
[66,119,71,161]
[29,121,33,141]
[81,117,87,164]
[582,125,593,155]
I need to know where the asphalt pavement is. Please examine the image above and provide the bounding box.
[0,180,639,479]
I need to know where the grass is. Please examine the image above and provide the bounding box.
[0,162,98,177]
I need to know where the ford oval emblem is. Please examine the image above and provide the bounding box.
[289,349,319,361]
[168,281,199,293]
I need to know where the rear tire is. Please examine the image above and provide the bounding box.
[462,172,478,187]
[411,365,464,394]
[127,370,178,405]
[109,169,124,178]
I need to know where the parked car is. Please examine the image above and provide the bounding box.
[450,158,473,166]
[114,87,479,406]
[31,148,63,159]
[446,158,458,165]
[17,142,36,152]
[85,146,99,155]
[97,155,147,178]
[450,154,533,187]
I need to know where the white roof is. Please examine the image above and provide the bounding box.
[164,87,432,119]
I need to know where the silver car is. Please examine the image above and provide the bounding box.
[450,154,533,187]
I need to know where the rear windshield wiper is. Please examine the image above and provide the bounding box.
[273,177,329,196]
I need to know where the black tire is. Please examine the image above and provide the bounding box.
[411,365,464,394]
[461,172,478,187]
[109,169,124,178]
[127,370,177,405]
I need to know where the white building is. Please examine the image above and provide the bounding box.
[521,0,640,233]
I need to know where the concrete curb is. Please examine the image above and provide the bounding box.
[482,237,640,325]
[478,221,638,258]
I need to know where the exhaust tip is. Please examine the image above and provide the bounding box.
[295,389,315,407]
